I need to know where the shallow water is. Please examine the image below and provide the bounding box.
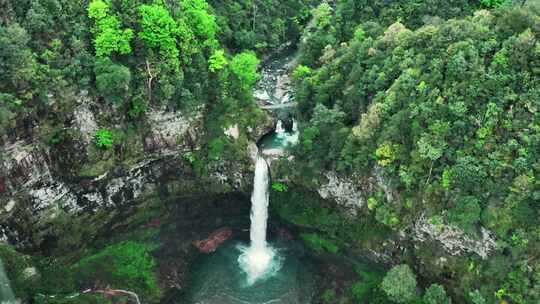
[182,240,315,304]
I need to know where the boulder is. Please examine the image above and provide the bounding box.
[192,227,233,253]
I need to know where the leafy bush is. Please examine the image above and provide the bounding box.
[381,264,418,303]
[322,289,336,303]
[94,128,114,149]
[271,182,288,192]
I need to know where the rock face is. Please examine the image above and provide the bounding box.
[192,227,233,253]
[413,214,497,259]
[318,172,365,215]
[0,97,253,249]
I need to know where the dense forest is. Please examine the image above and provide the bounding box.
[0,0,539,304]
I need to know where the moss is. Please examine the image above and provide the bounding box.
[36,240,160,302]
[301,233,339,253]
[78,154,115,177]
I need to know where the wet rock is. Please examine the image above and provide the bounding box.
[277,227,294,241]
[192,227,233,253]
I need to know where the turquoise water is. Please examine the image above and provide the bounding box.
[183,240,315,304]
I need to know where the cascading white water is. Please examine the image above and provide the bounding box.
[0,259,16,304]
[238,156,282,285]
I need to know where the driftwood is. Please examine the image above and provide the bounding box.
[40,286,142,304]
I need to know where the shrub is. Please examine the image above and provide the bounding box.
[271,182,288,192]
[381,264,418,303]
[94,128,114,149]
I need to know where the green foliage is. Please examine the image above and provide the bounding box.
[208,137,226,160]
[94,128,114,149]
[271,182,288,192]
[230,51,260,92]
[322,289,337,303]
[423,284,451,304]
[468,290,486,304]
[375,142,399,167]
[88,0,133,57]
[180,0,218,47]
[381,264,418,303]
[292,65,312,82]
[72,241,159,299]
[448,196,481,232]
[94,57,131,104]
[294,5,540,303]
[351,269,384,301]
[209,49,228,72]
[480,0,507,8]
[0,244,35,298]
[138,3,180,68]
[300,233,339,253]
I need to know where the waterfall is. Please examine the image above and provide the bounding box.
[238,156,282,285]
[249,156,270,249]
[0,259,16,304]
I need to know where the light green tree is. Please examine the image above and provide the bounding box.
[180,0,218,47]
[381,264,418,303]
[138,3,180,68]
[209,49,228,72]
[88,0,133,57]
[423,284,451,304]
[230,51,260,91]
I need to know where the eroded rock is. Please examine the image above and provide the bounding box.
[318,172,364,215]
[413,214,496,259]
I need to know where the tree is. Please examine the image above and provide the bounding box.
[0,23,36,95]
[180,0,218,47]
[94,58,131,104]
[423,284,451,304]
[381,264,418,303]
[448,196,481,232]
[480,0,507,8]
[209,49,228,72]
[88,0,133,57]
[230,51,259,92]
[138,3,180,68]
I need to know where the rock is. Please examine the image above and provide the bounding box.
[413,214,496,259]
[22,267,39,280]
[72,94,98,144]
[4,200,15,213]
[318,172,364,215]
[145,109,202,153]
[247,114,276,142]
[277,227,293,241]
[224,124,240,140]
[192,227,233,253]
